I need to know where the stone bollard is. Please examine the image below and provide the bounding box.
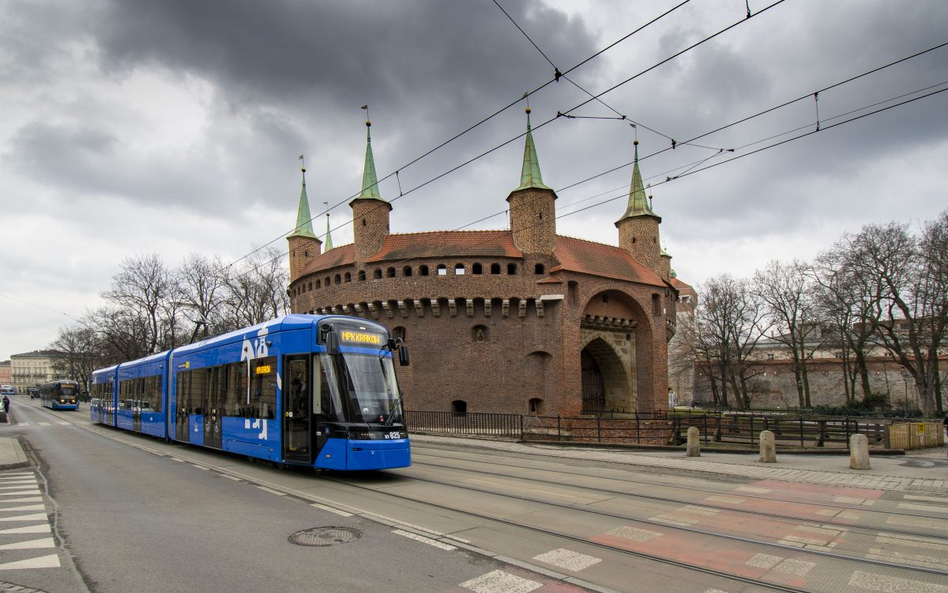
[759,430,777,463]
[686,426,701,457]
[849,434,871,470]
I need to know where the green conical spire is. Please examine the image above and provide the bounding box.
[287,165,317,239]
[323,210,334,250]
[619,141,659,220]
[357,120,385,201]
[514,107,551,191]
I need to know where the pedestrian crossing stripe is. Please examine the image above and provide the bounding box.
[0,485,38,490]
[0,524,51,535]
[0,491,41,497]
[0,513,48,523]
[0,504,44,512]
[0,537,55,551]
[0,553,61,570]
[0,498,42,504]
[0,479,37,484]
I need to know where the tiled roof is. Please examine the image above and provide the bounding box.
[671,277,694,292]
[299,244,355,277]
[297,231,665,288]
[367,230,521,262]
[552,236,665,287]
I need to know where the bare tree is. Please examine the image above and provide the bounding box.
[849,212,948,415]
[222,247,289,329]
[101,254,178,354]
[177,253,229,338]
[754,260,821,408]
[813,237,885,406]
[48,325,105,393]
[695,275,770,410]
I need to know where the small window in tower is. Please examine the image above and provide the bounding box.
[653,237,657,243]
[326,276,331,286]
[632,237,637,244]
[303,250,309,258]
[334,274,341,284]
[490,263,501,275]
[374,269,382,280]
[420,265,429,276]
[387,267,396,278]
[507,263,517,275]
[534,264,544,275]
[451,400,467,417]
[308,282,313,291]
[403,266,413,277]
[362,219,366,226]
[529,398,544,414]
[344,273,351,283]
[437,264,447,276]
[316,280,322,289]
[472,325,488,342]
[472,263,483,275]
[455,264,465,275]
[539,211,543,220]
[358,271,365,282]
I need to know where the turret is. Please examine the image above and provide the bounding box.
[349,117,391,263]
[616,140,662,275]
[507,107,556,255]
[286,163,322,283]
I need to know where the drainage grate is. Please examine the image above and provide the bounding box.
[288,526,362,547]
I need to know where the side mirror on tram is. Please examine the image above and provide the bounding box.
[398,345,410,367]
[325,331,340,356]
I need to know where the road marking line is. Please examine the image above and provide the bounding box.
[735,486,771,494]
[0,537,56,550]
[606,526,663,542]
[0,513,47,522]
[0,485,37,490]
[904,495,948,503]
[532,548,601,572]
[0,505,45,512]
[36,423,51,427]
[774,558,815,576]
[0,491,41,497]
[219,475,242,481]
[0,480,37,486]
[898,503,948,514]
[0,497,43,504]
[311,503,352,517]
[680,505,719,516]
[888,515,948,531]
[256,486,286,496]
[460,569,542,593]
[849,570,948,593]
[706,495,746,505]
[747,553,783,569]
[0,524,51,535]
[392,529,456,551]
[0,553,61,570]
[190,465,209,471]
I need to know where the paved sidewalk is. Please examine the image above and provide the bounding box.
[412,434,948,495]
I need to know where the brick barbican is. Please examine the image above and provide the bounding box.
[287,111,687,417]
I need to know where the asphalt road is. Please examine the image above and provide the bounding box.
[4,400,579,593]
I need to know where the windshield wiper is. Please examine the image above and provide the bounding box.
[384,392,404,427]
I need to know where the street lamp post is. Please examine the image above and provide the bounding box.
[901,371,911,415]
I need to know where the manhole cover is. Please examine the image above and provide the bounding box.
[288,526,362,547]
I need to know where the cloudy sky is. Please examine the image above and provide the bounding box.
[2,0,946,362]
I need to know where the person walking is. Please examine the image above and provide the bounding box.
[2,395,9,414]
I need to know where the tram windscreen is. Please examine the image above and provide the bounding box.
[330,352,403,424]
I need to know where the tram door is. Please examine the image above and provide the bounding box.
[283,356,311,463]
[204,367,222,449]
[175,371,190,443]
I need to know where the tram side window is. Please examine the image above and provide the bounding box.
[190,369,207,414]
[223,362,246,417]
[176,372,189,415]
[248,357,276,419]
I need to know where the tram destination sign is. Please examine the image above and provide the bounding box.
[339,329,384,346]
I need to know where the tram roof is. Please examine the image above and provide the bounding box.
[172,314,327,356]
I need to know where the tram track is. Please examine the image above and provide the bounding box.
[411,451,948,540]
[377,465,948,576]
[324,470,948,593]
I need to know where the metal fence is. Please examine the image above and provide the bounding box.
[405,410,914,450]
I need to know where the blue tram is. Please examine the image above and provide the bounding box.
[39,380,81,410]
[90,314,411,471]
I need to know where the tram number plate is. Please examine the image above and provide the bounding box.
[384,431,402,440]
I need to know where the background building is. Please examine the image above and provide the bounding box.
[0,360,11,387]
[288,112,685,416]
[11,350,65,394]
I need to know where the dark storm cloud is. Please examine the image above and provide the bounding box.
[92,0,598,119]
